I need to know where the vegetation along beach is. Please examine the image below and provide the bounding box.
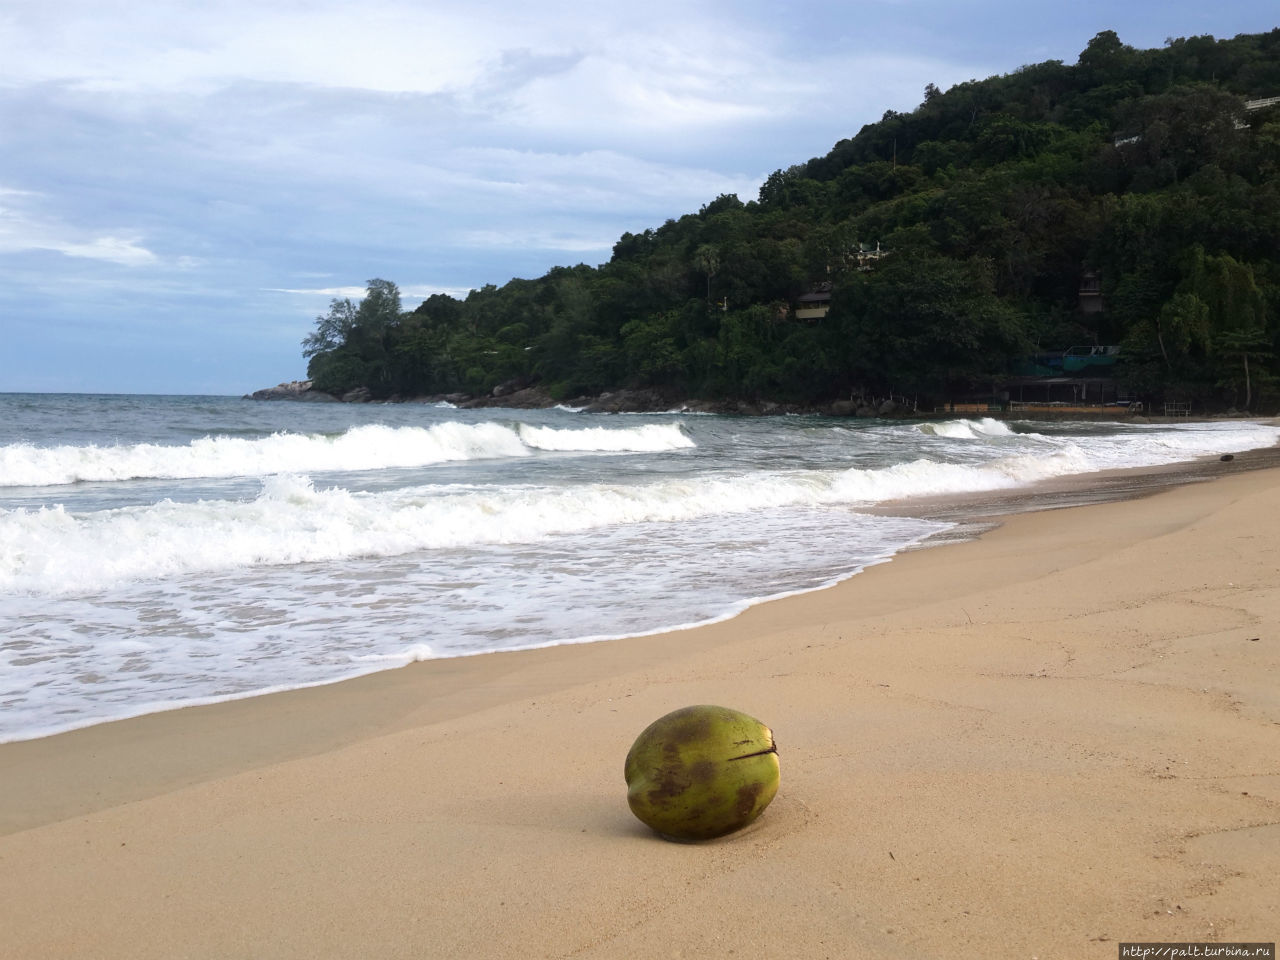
[289,30,1280,418]
[3,24,1280,960]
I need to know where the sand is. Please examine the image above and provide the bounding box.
[2,464,1278,959]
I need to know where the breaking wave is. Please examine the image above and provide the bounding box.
[6,415,1277,596]
[0,421,693,487]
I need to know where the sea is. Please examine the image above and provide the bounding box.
[2,393,1278,744]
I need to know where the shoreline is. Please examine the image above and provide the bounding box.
[247,377,1279,421]
[4,440,1275,753]
[5,408,1275,753]
[3,457,1279,957]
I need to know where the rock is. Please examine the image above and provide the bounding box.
[492,377,532,398]
[248,380,336,401]
[878,399,897,415]
[500,386,554,408]
[855,405,877,418]
[584,389,671,413]
[340,387,372,403]
[676,398,734,414]
[462,385,554,409]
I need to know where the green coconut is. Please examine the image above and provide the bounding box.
[624,704,780,841]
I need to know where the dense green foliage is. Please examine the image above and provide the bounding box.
[304,29,1280,410]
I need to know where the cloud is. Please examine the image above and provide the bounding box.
[267,286,383,299]
[49,235,158,266]
[0,190,159,266]
[268,284,477,301]
[1,1,912,149]
[0,2,499,95]
[7,0,1279,396]
[440,147,763,213]
[399,284,476,301]
[456,229,618,254]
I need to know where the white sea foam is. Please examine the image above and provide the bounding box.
[349,644,436,664]
[843,420,1280,499]
[5,399,1280,744]
[518,422,692,452]
[7,417,1276,597]
[0,507,946,742]
[0,421,693,487]
[918,417,1016,439]
[0,471,831,594]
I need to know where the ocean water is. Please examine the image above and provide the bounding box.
[2,393,1277,743]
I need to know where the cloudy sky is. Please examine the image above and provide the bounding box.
[2,1,1276,394]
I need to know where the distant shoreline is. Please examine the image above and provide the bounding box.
[246,377,1275,423]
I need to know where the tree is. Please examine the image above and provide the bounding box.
[302,279,404,395]
[621,311,685,385]
[1188,251,1271,407]
[1155,291,1211,367]
[1215,327,1273,409]
[692,244,720,304]
[1077,30,1136,86]
[831,255,1028,402]
[302,297,358,358]
[294,30,1280,410]
[1117,84,1246,184]
[355,278,402,333]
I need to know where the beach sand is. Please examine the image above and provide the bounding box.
[2,463,1278,959]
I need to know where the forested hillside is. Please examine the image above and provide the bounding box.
[302,29,1280,411]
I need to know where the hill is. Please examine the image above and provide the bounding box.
[300,29,1280,413]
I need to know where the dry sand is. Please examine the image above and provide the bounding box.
[2,465,1278,959]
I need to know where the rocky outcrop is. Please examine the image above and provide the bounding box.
[247,380,336,401]
[583,389,676,413]
[461,385,556,409]
[490,377,535,399]
[247,377,923,417]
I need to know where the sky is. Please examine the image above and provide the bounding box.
[1,1,1277,395]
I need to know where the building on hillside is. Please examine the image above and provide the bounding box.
[792,243,890,320]
[1237,95,1280,128]
[854,241,887,271]
[794,282,832,321]
[999,345,1124,408]
[1078,271,1104,314]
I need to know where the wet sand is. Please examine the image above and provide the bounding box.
[2,460,1278,958]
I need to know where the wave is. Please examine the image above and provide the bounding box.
[0,471,826,594]
[3,420,1276,595]
[917,417,1016,439]
[518,422,693,452]
[0,421,693,487]
[1079,421,1280,470]
[0,458,1029,595]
